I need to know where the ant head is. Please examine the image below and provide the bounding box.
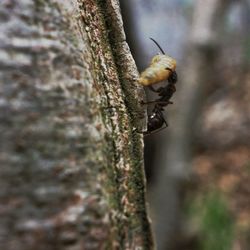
[168,71,178,84]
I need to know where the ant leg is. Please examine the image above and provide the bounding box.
[148,85,166,93]
[148,85,158,92]
[143,124,168,136]
[141,100,173,106]
[133,128,144,134]
[162,116,169,128]
[156,109,168,128]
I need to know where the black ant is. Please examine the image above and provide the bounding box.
[141,39,178,135]
[144,105,168,135]
[143,77,177,135]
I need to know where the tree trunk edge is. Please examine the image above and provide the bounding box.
[0,0,154,249]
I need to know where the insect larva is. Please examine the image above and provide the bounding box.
[138,38,177,86]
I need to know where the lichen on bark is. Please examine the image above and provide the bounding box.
[0,0,153,249]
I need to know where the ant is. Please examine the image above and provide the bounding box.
[141,39,178,135]
[143,76,177,135]
[144,105,168,135]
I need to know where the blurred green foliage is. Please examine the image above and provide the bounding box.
[188,191,234,250]
[245,37,250,63]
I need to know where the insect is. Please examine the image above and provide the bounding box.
[144,105,168,135]
[143,79,177,135]
[139,38,178,135]
[138,38,177,86]
[147,76,177,106]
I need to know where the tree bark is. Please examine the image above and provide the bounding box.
[0,0,153,249]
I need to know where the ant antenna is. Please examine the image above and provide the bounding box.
[149,37,165,55]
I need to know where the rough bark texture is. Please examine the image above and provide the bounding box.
[0,0,153,249]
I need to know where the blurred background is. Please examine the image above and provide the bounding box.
[120,0,250,249]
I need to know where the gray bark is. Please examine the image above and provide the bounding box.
[0,0,153,249]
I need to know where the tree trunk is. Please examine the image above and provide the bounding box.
[0,0,153,249]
